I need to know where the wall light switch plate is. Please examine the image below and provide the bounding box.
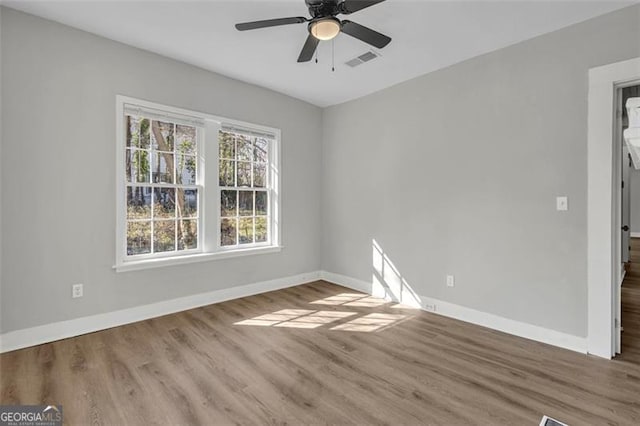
[556,196,568,211]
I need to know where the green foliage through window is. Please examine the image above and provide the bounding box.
[125,114,198,256]
[218,131,270,247]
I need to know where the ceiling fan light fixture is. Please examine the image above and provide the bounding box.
[234,0,391,63]
[309,18,341,41]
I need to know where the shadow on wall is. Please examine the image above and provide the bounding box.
[372,239,422,308]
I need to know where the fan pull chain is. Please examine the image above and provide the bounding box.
[332,39,335,72]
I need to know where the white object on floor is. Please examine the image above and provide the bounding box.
[539,415,569,426]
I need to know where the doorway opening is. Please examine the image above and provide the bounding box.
[618,84,640,360]
[587,57,640,359]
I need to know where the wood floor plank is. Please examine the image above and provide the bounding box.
[3,277,640,425]
[622,237,640,369]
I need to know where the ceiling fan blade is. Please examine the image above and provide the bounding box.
[235,17,307,31]
[340,20,391,49]
[297,34,320,63]
[339,0,386,15]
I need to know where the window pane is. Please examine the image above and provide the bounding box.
[127,186,151,219]
[177,188,197,218]
[237,136,252,161]
[239,191,253,216]
[177,154,196,185]
[153,152,174,184]
[254,138,268,163]
[219,160,235,186]
[126,116,139,148]
[154,220,176,252]
[238,217,254,244]
[237,162,251,187]
[126,149,150,183]
[221,218,237,246]
[140,118,151,149]
[154,188,175,218]
[255,191,268,216]
[176,124,196,155]
[177,219,197,250]
[152,120,174,151]
[221,190,237,216]
[127,221,151,255]
[122,107,209,261]
[253,163,266,188]
[255,216,267,243]
[217,131,271,248]
[219,132,235,159]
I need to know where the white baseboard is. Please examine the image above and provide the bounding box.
[0,271,322,353]
[321,271,373,294]
[320,271,587,354]
[2,270,588,355]
[631,232,640,238]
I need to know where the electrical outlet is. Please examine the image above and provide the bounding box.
[72,283,83,298]
[446,275,455,287]
[423,303,437,312]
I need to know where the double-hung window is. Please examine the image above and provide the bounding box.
[218,128,271,248]
[115,96,280,271]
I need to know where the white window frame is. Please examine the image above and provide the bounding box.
[115,96,281,272]
[216,127,275,252]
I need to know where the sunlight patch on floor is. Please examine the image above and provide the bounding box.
[330,313,408,332]
[309,292,387,307]
[343,296,388,307]
[235,291,415,332]
[274,311,357,329]
[235,309,356,329]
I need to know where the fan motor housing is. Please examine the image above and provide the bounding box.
[306,0,341,18]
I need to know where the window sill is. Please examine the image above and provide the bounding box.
[114,245,283,273]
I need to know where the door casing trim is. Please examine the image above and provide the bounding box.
[587,57,640,359]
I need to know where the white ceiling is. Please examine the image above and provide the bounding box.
[4,0,635,107]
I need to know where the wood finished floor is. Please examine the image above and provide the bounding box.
[2,280,640,425]
[621,238,640,363]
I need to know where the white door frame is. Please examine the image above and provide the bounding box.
[588,57,640,359]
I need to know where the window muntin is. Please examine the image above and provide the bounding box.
[125,114,200,257]
[116,97,280,270]
[218,131,271,248]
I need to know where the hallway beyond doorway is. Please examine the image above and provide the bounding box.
[620,238,640,362]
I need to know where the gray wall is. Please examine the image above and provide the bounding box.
[322,5,640,337]
[0,7,3,333]
[2,5,640,340]
[0,8,323,333]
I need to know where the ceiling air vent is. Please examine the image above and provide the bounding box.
[345,51,379,67]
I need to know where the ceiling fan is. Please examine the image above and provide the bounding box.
[235,0,391,63]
